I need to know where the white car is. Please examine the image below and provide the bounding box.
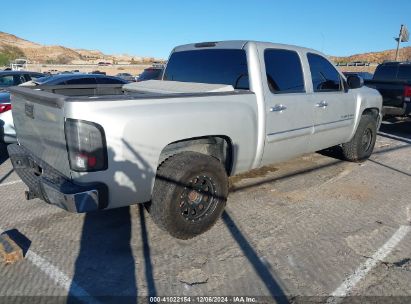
[0,92,15,143]
[0,109,15,143]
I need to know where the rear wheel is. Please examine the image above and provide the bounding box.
[342,113,377,162]
[148,152,228,239]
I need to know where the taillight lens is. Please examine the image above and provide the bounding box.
[0,104,12,114]
[65,119,107,172]
[404,85,411,99]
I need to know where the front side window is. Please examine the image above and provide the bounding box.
[264,49,305,94]
[307,53,342,92]
[164,49,249,90]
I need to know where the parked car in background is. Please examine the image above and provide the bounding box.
[343,72,373,80]
[1,74,127,143]
[8,40,382,239]
[137,66,164,82]
[0,91,14,143]
[116,73,135,82]
[345,61,370,67]
[91,70,106,75]
[0,71,45,143]
[30,73,128,86]
[365,61,411,117]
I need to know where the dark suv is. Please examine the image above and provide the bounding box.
[366,62,411,116]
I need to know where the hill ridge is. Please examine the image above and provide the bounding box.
[0,31,156,65]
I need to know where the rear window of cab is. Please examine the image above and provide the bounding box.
[164,49,249,90]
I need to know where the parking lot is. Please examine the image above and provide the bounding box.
[0,119,410,303]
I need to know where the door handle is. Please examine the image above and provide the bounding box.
[316,100,328,108]
[270,104,287,112]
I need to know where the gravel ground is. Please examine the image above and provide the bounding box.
[0,118,410,303]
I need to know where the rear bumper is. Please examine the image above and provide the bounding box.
[7,144,108,213]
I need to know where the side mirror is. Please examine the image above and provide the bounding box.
[347,75,364,89]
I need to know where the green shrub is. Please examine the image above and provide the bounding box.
[0,45,26,66]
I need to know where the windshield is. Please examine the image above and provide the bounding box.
[163,49,249,89]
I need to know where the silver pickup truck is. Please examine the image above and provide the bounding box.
[8,41,382,239]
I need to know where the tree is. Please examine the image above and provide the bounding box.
[0,45,25,66]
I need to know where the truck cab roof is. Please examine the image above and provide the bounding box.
[173,40,323,56]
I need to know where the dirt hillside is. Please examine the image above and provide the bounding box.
[331,47,411,64]
[0,31,156,64]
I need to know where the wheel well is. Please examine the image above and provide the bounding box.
[362,108,379,118]
[159,136,234,175]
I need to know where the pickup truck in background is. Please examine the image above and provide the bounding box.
[365,61,411,117]
[8,41,382,239]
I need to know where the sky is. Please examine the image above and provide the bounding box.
[1,0,411,59]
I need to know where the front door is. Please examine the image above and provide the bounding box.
[306,53,356,151]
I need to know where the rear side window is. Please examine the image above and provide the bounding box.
[373,65,398,81]
[0,75,25,87]
[397,65,411,80]
[164,49,249,90]
[307,53,342,92]
[264,49,305,94]
[65,78,97,85]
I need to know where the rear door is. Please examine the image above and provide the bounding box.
[307,53,356,151]
[259,47,314,165]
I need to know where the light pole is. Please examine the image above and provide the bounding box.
[395,24,409,61]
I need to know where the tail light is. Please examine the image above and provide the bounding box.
[0,104,12,114]
[65,119,107,172]
[403,85,411,102]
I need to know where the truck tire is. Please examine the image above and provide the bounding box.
[149,152,228,239]
[341,113,377,162]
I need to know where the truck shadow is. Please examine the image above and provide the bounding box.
[69,144,158,302]
[68,207,138,303]
[68,205,157,302]
[0,143,9,166]
[222,211,289,303]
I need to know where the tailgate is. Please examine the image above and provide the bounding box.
[9,86,71,178]
[365,80,405,107]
